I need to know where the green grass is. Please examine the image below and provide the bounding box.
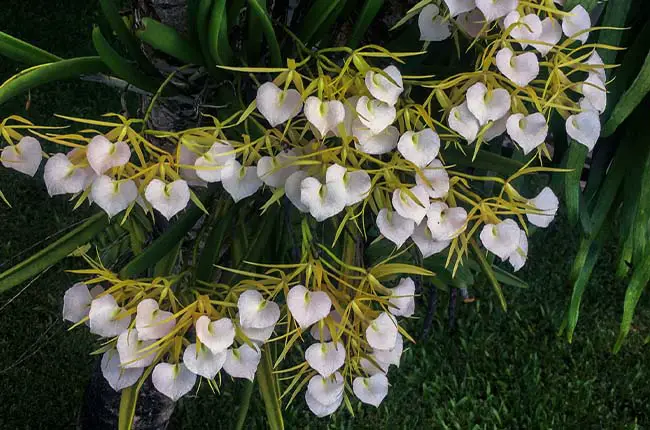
[1,1,649,429]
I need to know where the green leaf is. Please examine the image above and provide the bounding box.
[0,212,108,294]
[347,0,384,49]
[195,200,234,282]
[469,239,507,311]
[257,344,284,430]
[0,56,109,106]
[118,386,138,430]
[596,0,632,65]
[299,0,344,46]
[562,141,589,228]
[565,0,598,12]
[234,380,255,430]
[196,0,216,69]
[613,255,650,353]
[137,18,204,65]
[247,0,282,67]
[443,146,524,177]
[0,31,62,65]
[208,0,234,65]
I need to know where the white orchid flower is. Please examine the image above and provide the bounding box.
[305,341,346,377]
[89,294,131,337]
[287,284,332,329]
[526,186,559,228]
[305,388,343,417]
[483,116,508,142]
[310,310,342,342]
[116,329,155,368]
[532,18,563,56]
[307,372,344,406]
[475,0,518,22]
[466,82,511,125]
[238,290,281,329]
[373,333,404,369]
[86,135,130,175]
[376,208,416,248]
[352,121,399,155]
[284,170,310,212]
[507,230,528,272]
[240,323,276,344]
[418,4,452,42]
[256,151,299,188]
[195,315,235,354]
[300,176,346,222]
[326,163,371,206]
[221,159,262,202]
[416,159,449,198]
[144,179,190,220]
[411,221,451,258]
[134,298,176,341]
[392,185,430,224]
[194,141,236,183]
[585,50,606,81]
[152,362,197,401]
[304,97,346,137]
[388,278,415,317]
[426,201,468,241]
[562,5,591,44]
[495,48,539,87]
[455,9,486,38]
[503,12,542,48]
[183,343,227,379]
[1,136,42,177]
[444,0,476,17]
[581,73,607,113]
[479,219,521,260]
[336,96,360,137]
[448,101,480,142]
[223,344,262,381]
[506,113,548,155]
[256,82,303,127]
[101,349,143,391]
[366,312,398,351]
[566,111,600,150]
[91,175,138,218]
[44,153,90,196]
[178,144,208,187]
[397,128,441,168]
[353,373,389,407]
[63,282,103,323]
[356,96,397,134]
[364,65,403,106]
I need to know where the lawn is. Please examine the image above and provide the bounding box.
[1,1,649,429]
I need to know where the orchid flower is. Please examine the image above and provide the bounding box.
[195,315,235,354]
[418,4,451,42]
[223,344,262,381]
[287,284,332,329]
[90,176,138,218]
[284,170,310,212]
[507,230,528,272]
[256,151,299,188]
[392,186,430,224]
[443,0,476,18]
[304,97,346,137]
[101,349,143,391]
[448,101,480,142]
[353,373,389,407]
[237,290,281,329]
[256,82,303,127]
[194,141,236,183]
[144,179,190,220]
[62,282,103,323]
[134,298,176,340]
[475,0,518,22]
[183,343,227,379]
[1,136,42,177]
[305,387,343,417]
[506,113,548,155]
[532,18,563,56]
[495,48,539,87]
[411,221,451,258]
[152,362,197,401]
[306,372,344,407]
[305,341,345,377]
[364,65,403,106]
[479,219,521,260]
[397,128,441,168]
[466,82,511,125]
[566,111,601,150]
[376,208,416,248]
[116,329,155,368]
[86,135,130,174]
[352,122,399,155]
[356,96,397,134]
[365,312,398,351]
[221,159,262,202]
[44,153,90,196]
[415,159,449,198]
[562,5,591,44]
[300,176,346,221]
[504,12,542,48]
[88,294,131,337]
[310,311,341,342]
[526,187,559,228]
[426,202,468,241]
[388,278,415,317]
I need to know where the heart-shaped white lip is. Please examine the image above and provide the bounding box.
[325,163,372,206]
[506,113,548,155]
[221,159,262,203]
[305,341,346,377]
[144,179,190,220]
[194,141,236,183]
[581,73,606,113]
[448,101,480,142]
[183,343,227,379]
[86,135,130,175]
[352,121,399,155]
[287,284,332,329]
[91,176,139,218]
[63,282,98,323]
[300,176,346,222]
[101,349,143,391]
[411,221,451,258]
[1,136,42,177]
[365,66,403,106]
[532,18,563,56]
[418,4,451,42]
[376,208,416,248]
[365,312,398,351]
[392,185,430,225]
[455,9,487,38]
[426,201,468,241]
[585,50,606,82]
[562,5,591,44]
[475,0,518,22]
[89,294,131,337]
[356,96,397,134]
[256,151,298,188]
[195,315,235,354]
[495,48,540,87]
[305,388,343,417]
[416,159,449,198]
[256,82,303,127]
[388,277,415,317]
[238,290,281,329]
[566,111,601,150]
[504,12,542,48]
[526,186,559,228]
[397,128,441,168]
[117,329,155,369]
[178,144,207,187]
[373,333,404,368]
[444,0,476,18]
[135,298,176,341]
[152,362,197,401]
[353,373,389,407]
[284,170,310,212]
[304,97,346,137]
[223,344,262,381]
[307,372,344,406]
[466,82,511,125]
[479,218,521,260]
[508,230,528,272]
[44,153,89,196]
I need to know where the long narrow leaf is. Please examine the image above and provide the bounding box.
[247,0,282,67]
[347,0,384,49]
[613,256,650,353]
[0,31,62,65]
[137,17,204,65]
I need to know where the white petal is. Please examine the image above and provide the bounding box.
[366,312,398,351]
[86,135,130,175]
[376,208,416,248]
[356,96,397,134]
[287,284,332,329]
[195,315,235,353]
[426,201,468,240]
[397,129,440,167]
[221,159,262,202]
[305,390,342,417]
[44,153,88,196]
[135,299,176,341]
[145,179,190,220]
[63,282,93,323]
[1,136,42,176]
[365,66,403,106]
[483,116,509,142]
[526,186,559,228]
[178,144,208,187]
[582,73,607,113]
[310,311,342,341]
[503,12,542,48]
[389,278,415,317]
[223,344,261,381]
[392,186,430,224]
[241,323,276,344]
[415,159,449,198]
[91,176,138,218]
[300,177,346,222]
[373,334,404,368]
[532,18,563,56]
[562,5,591,44]
[326,163,371,206]
[256,82,303,127]
[304,97,346,137]
[411,221,451,258]
[418,4,451,42]
[566,111,600,150]
[455,9,486,38]
[256,152,298,188]
[495,48,539,87]
[448,101,480,142]
[475,0,518,22]
[305,341,346,377]
[479,219,521,260]
[183,343,226,379]
[507,230,528,272]
[152,362,197,401]
[284,170,310,212]
[360,357,388,376]
[101,349,143,391]
[466,82,511,125]
[352,121,399,155]
[585,50,606,81]
[307,372,344,405]
[194,141,236,183]
[444,0,476,17]
[353,374,389,407]
[238,290,281,329]
[117,329,156,368]
[89,294,131,337]
[506,113,548,155]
